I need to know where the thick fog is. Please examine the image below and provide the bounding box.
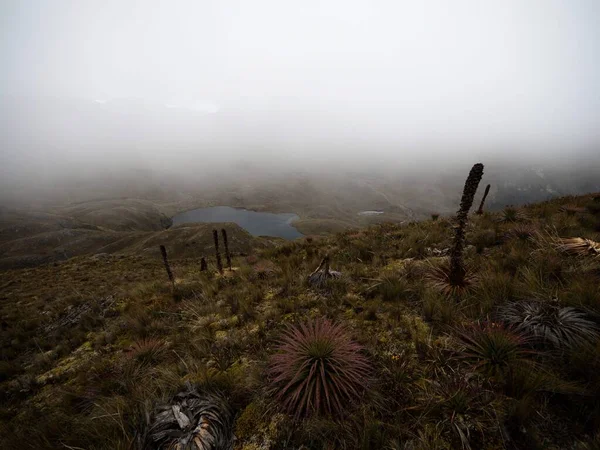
[1,0,600,193]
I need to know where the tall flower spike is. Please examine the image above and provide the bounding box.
[449,163,484,286]
[159,245,175,290]
[213,229,223,274]
[476,184,491,215]
[221,228,232,270]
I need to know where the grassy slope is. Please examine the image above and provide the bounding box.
[1,193,600,449]
[0,208,272,269]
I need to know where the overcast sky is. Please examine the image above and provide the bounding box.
[1,0,600,168]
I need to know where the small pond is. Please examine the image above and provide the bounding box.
[358,210,384,216]
[172,206,302,239]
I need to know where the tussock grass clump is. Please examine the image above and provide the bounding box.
[497,206,528,223]
[471,228,498,253]
[456,322,531,379]
[367,274,414,303]
[422,289,460,326]
[126,338,168,365]
[269,318,370,418]
[498,301,599,349]
[471,270,515,315]
[417,374,495,449]
[505,224,538,241]
[250,259,279,280]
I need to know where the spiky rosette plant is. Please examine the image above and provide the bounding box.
[269,318,370,419]
[496,206,527,223]
[429,163,484,296]
[505,224,538,241]
[428,259,478,297]
[498,301,599,349]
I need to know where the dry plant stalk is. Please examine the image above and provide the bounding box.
[221,228,232,270]
[213,229,223,274]
[476,184,491,215]
[159,245,175,290]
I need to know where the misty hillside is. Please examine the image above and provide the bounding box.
[2,153,599,271]
[1,190,600,449]
[2,1,600,448]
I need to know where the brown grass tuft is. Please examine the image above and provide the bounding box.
[556,237,600,257]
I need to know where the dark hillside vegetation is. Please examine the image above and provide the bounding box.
[1,191,600,449]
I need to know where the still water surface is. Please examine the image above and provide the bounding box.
[172,206,302,239]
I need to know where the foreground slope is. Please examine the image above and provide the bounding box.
[1,193,600,449]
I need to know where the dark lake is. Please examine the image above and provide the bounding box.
[172,206,303,239]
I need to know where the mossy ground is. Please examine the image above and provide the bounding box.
[1,194,600,449]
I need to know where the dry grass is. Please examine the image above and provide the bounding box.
[556,237,600,257]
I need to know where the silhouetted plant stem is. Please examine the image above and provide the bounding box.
[221,228,232,270]
[213,229,223,274]
[449,163,484,285]
[200,257,207,271]
[159,245,175,291]
[476,184,491,215]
